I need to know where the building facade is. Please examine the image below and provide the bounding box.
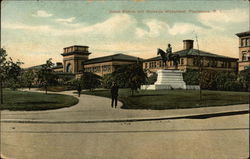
[56,45,141,76]
[61,45,91,73]
[143,40,238,73]
[83,54,142,76]
[236,31,250,71]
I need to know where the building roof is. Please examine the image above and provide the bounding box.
[24,64,45,70]
[236,31,250,37]
[84,53,143,65]
[61,51,91,56]
[52,65,63,69]
[144,49,238,62]
[63,45,89,49]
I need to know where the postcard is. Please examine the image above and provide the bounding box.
[1,0,249,159]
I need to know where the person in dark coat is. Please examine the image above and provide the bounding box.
[110,82,119,108]
[77,83,82,97]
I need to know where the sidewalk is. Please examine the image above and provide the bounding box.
[1,89,249,123]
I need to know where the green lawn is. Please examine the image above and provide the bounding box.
[81,89,249,110]
[38,85,73,92]
[0,89,79,111]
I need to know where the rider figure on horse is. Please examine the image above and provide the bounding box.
[157,43,180,69]
[166,43,172,61]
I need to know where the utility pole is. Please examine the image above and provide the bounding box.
[194,33,202,105]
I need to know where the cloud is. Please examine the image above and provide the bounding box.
[168,23,204,35]
[3,14,136,37]
[86,14,136,36]
[136,19,205,38]
[56,17,76,23]
[32,10,53,17]
[2,22,51,32]
[198,8,248,30]
[136,19,168,38]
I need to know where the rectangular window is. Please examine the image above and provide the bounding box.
[241,39,244,46]
[181,58,184,65]
[242,51,247,61]
[246,38,250,46]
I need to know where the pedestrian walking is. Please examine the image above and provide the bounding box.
[110,82,119,108]
[77,83,82,97]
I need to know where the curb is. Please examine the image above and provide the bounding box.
[1,110,249,124]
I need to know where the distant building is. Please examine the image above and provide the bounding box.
[236,31,250,71]
[52,62,63,72]
[28,39,239,77]
[61,45,91,73]
[143,40,238,73]
[83,54,142,76]
[56,45,142,76]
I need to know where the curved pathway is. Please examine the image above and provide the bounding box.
[1,89,249,123]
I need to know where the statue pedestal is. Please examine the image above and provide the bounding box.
[155,69,186,89]
[141,69,187,90]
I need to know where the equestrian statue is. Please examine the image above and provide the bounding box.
[157,43,180,69]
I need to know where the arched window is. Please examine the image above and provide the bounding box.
[66,64,72,72]
[242,52,247,61]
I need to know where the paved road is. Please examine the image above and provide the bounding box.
[1,89,249,159]
[1,89,249,122]
[1,114,249,159]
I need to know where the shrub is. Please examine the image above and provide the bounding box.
[224,81,244,91]
[238,69,250,91]
[80,72,102,91]
[101,73,113,89]
[145,72,157,85]
[183,70,199,85]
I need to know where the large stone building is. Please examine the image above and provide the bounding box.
[29,39,239,77]
[54,45,142,76]
[143,40,238,73]
[83,54,142,76]
[236,31,250,71]
[61,45,91,73]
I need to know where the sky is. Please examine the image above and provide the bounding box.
[1,0,249,67]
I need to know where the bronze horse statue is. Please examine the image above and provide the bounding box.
[157,44,180,69]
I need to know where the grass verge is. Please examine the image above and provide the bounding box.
[81,89,249,110]
[38,85,73,92]
[0,89,79,111]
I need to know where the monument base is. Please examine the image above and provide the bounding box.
[141,69,200,90]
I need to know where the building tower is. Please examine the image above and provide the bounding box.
[236,31,250,71]
[61,45,91,73]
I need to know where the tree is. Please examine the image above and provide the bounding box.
[68,78,82,97]
[5,58,23,90]
[126,62,147,96]
[0,48,23,103]
[22,69,36,90]
[111,65,130,88]
[183,70,199,85]
[112,62,147,96]
[101,73,114,89]
[80,72,101,91]
[37,58,55,94]
[238,69,250,91]
[0,48,7,104]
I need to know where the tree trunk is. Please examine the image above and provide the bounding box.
[0,77,3,104]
